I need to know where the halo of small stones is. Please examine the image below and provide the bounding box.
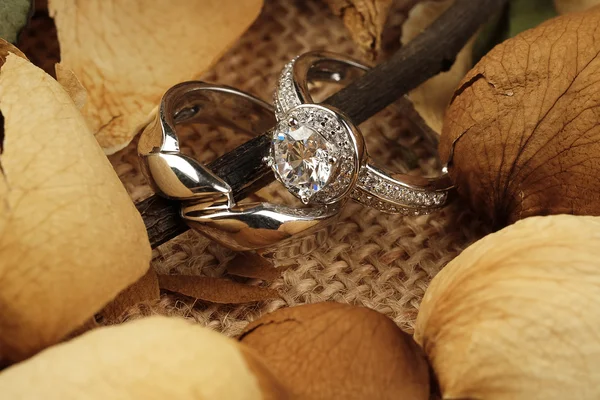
[272,106,357,204]
[274,59,301,120]
[273,56,447,214]
[352,169,448,215]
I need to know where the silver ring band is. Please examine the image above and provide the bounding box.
[275,51,452,215]
[138,81,340,256]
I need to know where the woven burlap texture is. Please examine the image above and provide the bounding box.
[21,0,490,336]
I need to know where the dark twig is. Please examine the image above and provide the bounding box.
[139,0,508,248]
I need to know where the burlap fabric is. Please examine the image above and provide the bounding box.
[19,0,490,336]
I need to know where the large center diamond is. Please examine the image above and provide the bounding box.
[272,124,336,202]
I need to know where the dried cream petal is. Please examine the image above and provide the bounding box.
[48,0,263,154]
[0,317,287,399]
[416,215,600,400]
[0,54,151,361]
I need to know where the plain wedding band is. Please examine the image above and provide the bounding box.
[138,81,341,257]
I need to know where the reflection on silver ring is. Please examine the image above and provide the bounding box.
[138,81,341,257]
[273,51,453,215]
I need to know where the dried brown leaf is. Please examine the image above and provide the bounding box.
[97,267,160,325]
[240,302,430,400]
[402,0,474,135]
[0,317,290,399]
[48,0,263,154]
[0,53,151,361]
[440,8,600,226]
[324,0,395,59]
[158,275,279,304]
[226,252,281,282]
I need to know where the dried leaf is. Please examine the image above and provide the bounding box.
[324,0,395,59]
[159,275,279,304]
[0,53,151,361]
[240,302,430,399]
[48,0,263,154]
[55,63,87,110]
[0,0,32,43]
[97,267,160,325]
[555,0,600,13]
[402,0,475,134]
[0,317,290,399]
[440,8,600,226]
[226,252,281,282]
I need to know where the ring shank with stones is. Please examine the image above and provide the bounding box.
[272,51,453,215]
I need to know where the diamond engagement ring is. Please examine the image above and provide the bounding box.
[138,81,341,257]
[272,51,453,215]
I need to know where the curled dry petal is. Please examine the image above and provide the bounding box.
[240,302,430,400]
[48,0,263,154]
[225,252,281,282]
[0,52,151,361]
[158,274,279,304]
[0,317,290,399]
[324,0,395,59]
[97,266,160,325]
[439,8,600,226]
[415,215,600,399]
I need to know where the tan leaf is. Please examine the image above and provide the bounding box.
[226,252,281,282]
[555,0,600,13]
[55,63,87,110]
[439,8,600,226]
[240,302,431,400]
[159,275,279,304]
[97,266,160,325]
[324,0,395,59]
[415,215,600,399]
[402,0,474,135]
[48,0,264,154]
[0,53,151,362]
[0,317,290,399]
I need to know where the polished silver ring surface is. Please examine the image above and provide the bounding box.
[138,81,341,256]
[272,51,453,215]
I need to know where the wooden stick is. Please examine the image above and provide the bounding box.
[139,0,508,248]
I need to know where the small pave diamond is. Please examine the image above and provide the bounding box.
[275,60,301,120]
[272,123,336,203]
[352,167,448,214]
